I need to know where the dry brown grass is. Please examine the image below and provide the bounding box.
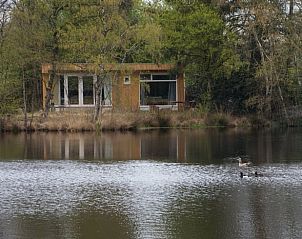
[37,112,95,131]
[0,109,260,132]
[100,111,161,130]
[1,111,95,132]
[100,109,206,130]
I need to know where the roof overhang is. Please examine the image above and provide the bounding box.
[42,63,176,74]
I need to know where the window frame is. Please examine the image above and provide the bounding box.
[139,73,178,107]
[124,75,131,85]
[56,74,112,108]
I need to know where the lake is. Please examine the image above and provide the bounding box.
[0,128,302,239]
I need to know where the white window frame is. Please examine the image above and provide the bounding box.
[56,74,112,108]
[139,73,178,109]
[124,75,131,85]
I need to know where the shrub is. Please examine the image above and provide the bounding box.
[0,118,4,132]
[249,116,270,128]
[156,112,171,127]
[205,113,231,127]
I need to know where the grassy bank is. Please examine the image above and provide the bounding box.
[0,110,270,133]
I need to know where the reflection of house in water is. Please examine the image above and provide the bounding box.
[40,134,114,160]
[140,131,186,161]
[24,132,186,161]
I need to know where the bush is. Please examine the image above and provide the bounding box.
[156,112,171,127]
[249,116,270,128]
[234,117,251,127]
[205,113,231,127]
[0,118,4,132]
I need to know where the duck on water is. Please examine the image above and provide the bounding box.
[240,171,263,178]
[237,157,252,167]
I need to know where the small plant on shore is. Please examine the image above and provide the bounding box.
[234,117,251,127]
[11,124,20,133]
[196,103,210,117]
[205,113,231,127]
[156,111,171,127]
[95,121,102,133]
[249,116,270,128]
[0,118,4,132]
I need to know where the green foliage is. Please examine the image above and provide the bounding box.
[160,1,243,111]
[60,0,159,64]
[1,0,302,121]
[221,0,302,118]
[0,0,73,116]
[0,76,21,115]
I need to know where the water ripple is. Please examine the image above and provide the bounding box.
[0,160,302,238]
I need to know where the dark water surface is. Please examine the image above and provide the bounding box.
[0,129,302,239]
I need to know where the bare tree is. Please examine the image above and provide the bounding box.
[94,65,112,122]
[0,0,14,48]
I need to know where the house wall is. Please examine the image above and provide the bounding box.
[112,72,140,111]
[41,63,185,111]
[177,72,185,110]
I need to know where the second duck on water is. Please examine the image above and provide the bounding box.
[240,171,263,178]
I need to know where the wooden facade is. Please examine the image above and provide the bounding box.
[41,63,185,111]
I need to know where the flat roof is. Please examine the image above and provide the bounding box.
[42,63,176,74]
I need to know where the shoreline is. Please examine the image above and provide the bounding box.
[0,111,272,133]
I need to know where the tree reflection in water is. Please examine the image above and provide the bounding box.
[1,129,302,238]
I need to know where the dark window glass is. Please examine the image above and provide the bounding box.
[140,74,151,81]
[140,82,176,105]
[152,74,176,81]
[59,75,64,105]
[68,76,79,105]
[83,76,94,105]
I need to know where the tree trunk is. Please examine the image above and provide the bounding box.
[94,81,101,122]
[276,77,289,124]
[30,78,35,130]
[289,0,294,16]
[44,63,56,117]
[252,27,272,116]
[22,69,27,131]
[94,65,106,122]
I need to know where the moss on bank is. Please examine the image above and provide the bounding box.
[0,110,271,133]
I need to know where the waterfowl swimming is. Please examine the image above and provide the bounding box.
[237,157,252,167]
[240,171,263,178]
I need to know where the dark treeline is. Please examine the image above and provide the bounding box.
[0,0,302,121]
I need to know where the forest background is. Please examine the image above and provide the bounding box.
[0,0,302,126]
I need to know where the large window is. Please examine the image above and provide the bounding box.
[57,75,111,107]
[140,73,177,105]
[59,75,65,105]
[83,76,94,105]
[68,76,79,105]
